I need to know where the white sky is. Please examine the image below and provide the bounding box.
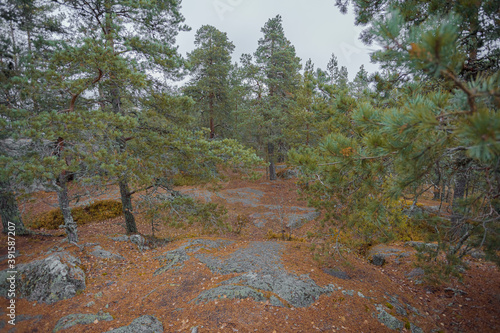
[176,0,380,80]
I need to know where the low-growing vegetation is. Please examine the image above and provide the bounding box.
[28,200,123,230]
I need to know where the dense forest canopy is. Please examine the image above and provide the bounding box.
[1,0,499,278]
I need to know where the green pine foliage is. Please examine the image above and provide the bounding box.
[291,1,500,281]
[184,25,236,139]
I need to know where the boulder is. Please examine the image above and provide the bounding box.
[0,252,85,304]
[107,315,163,333]
[405,241,438,251]
[53,312,113,332]
[91,246,125,260]
[374,304,404,330]
[371,254,386,266]
[406,268,425,279]
[130,234,147,251]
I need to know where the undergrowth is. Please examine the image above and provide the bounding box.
[29,200,123,230]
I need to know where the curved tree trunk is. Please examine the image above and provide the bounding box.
[119,179,137,234]
[56,173,78,243]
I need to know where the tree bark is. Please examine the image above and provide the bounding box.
[56,173,78,243]
[119,179,137,234]
[268,142,277,180]
[451,156,470,236]
[0,182,28,235]
[209,92,215,139]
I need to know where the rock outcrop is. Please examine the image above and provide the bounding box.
[0,252,85,304]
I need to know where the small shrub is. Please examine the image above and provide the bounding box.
[233,214,249,234]
[29,200,123,230]
[266,229,305,242]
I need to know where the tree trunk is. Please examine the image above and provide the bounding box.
[111,79,138,234]
[451,156,470,236]
[0,182,28,235]
[268,142,276,180]
[119,179,137,234]
[56,173,78,243]
[209,92,215,139]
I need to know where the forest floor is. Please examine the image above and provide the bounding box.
[1,169,499,333]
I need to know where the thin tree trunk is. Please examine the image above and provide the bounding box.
[268,142,276,180]
[112,91,138,234]
[209,92,215,139]
[451,156,470,236]
[0,182,28,235]
[119,179,137,234]
[57,173,78,243]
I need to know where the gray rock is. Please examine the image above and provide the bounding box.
[53,312,113,332]
[286,211,320,229]
[91,247,125,261]
[371,254,386,266]
[342,290,354,296]
[178,189,214,203]
[85,301,95,307]
[406,268,425,279]
[411,323,424,333]
[130,234,146,251]
[110,235,129,242]
[216,187,264,207]
[322,268,350,280]
[405,241,438,251]
[153,251,190,276]
[250,212,275,228]
[194,241,330,307]
[470,249,486,259]
[107,315,163,333]
[193,285,268,304]
[154,239,233,276]
[374,304,404,330]
[17,314,43,323]
[0,252,85,304]
[278,168,300,179]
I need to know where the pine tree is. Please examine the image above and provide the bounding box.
[0,0,62,235]
[184,25,235,139]
[253,15,301,180]
[291,1,500,276]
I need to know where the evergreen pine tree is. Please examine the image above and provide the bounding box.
[253,15,301,180]
[184,25,235,139]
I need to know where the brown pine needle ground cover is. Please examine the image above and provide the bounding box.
[1,169,499,332]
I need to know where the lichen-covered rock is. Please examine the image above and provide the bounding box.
[406,268,425,279]
[90,246,125,260]
[374,304,404,330]
[322,268,350,280]
[286,211,320,229]
[130,234,147,251]
[0,252,85,304]
[405,241,438,251]
[154,239,233,276]
[194,241,330,307]
[53,312,113,332]
[371,254,386,266]
[107,315,163,333]
[110,235,129,242]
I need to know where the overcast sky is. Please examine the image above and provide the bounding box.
[175,0,380,80]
